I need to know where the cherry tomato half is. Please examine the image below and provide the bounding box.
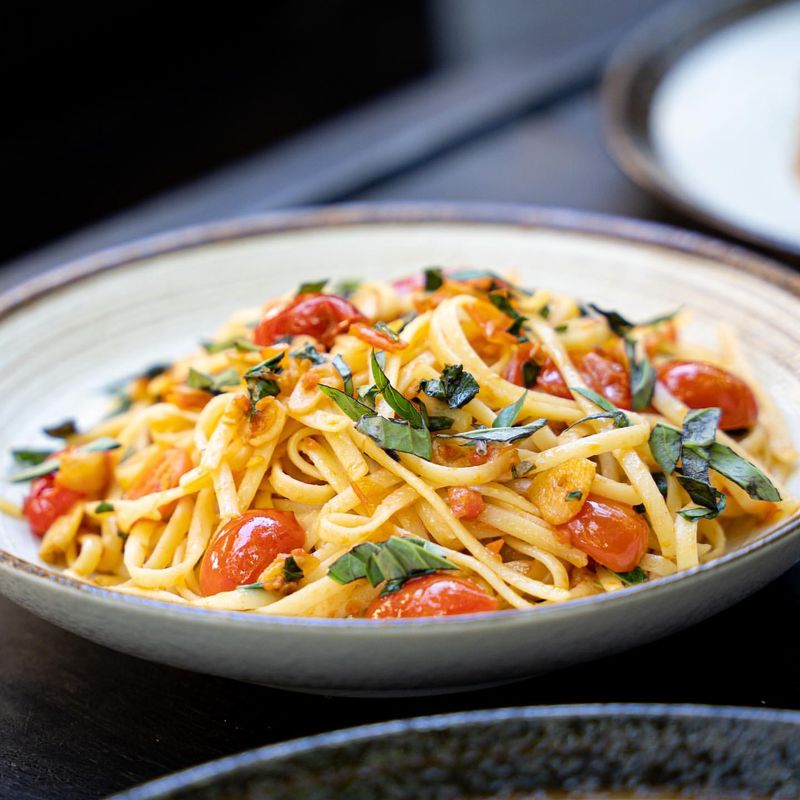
[23,473,85,536]
[656,360,758,430]
[536,351,631,409]
[446,487,485,520]
[557,495,648,573]
[199,509,306,596]
[125,448,192,500]
[366,573,499,618]
[253,294,365,347]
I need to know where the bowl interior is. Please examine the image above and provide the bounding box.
[2,215,800,569]
[111,706,800,799]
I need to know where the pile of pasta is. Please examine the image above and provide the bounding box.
[4,268,798,617]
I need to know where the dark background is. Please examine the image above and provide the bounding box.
[3,0,671,266]
[4,2,432,262]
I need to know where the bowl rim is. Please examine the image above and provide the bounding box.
[107,702,800,799]
[600,0,800,260]
[2,200,800,632]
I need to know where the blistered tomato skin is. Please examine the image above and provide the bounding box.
[656,360,758,430]
[23,473,85,536]
[557,495,648,573]
[199,510,306,596]
[446,487,485,520]
[253,294,365,347]
[366,573,499,618]
[536,351,631,409]
[125,448,192,500]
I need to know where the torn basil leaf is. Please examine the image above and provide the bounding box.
[512,460,533,478]
[356,416,433,460]
[370,350,425,429]
[245,377,280,413]
[678,505,722,521]
[411,399,453,433]
[706,442,781,502]
[298,279,327,295]
[649,424,682,475]
[8,437,121,482]
[95,501,114,513]
[587,305,634,338]
[676,474,727,516]
[7,459,60,482]
[489,291,527,335]
[564,412,618,432]
[420,364,479,409]
[682,408,721,447]
[245,353,285,377]
[83,437,122,453]
[283,555,304,583]
[203,337,260,353]
[493,391,527,428]
[334,278,360,298]
[435,419,547,445]
[613,566,647,585]
[565,490,583,501]
[327,536,455,594]
[290,343,326,365]
[570,387,630,428]
[332,354,353,396]
[427,416,454,432]
[374,321,400,341]
[588,304,678,338]
[11,449,55,466]
[424,267,443,291]
[521,360,540,389]
[243,353,284,413]
[187,367,240,394]
[43,420,78,439]
[318,385,375,422]
[624,337,656,411]
[357,384,379,409]
[652,471,668,498]
[327,541,379,584]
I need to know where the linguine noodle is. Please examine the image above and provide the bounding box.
[4,269,797,617]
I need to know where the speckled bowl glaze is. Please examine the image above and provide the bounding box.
[2,204,800,696]
[109,705,800,799]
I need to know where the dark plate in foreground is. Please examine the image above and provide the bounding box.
[110,704,800,799]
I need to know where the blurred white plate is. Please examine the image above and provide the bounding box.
[604,0,800,258]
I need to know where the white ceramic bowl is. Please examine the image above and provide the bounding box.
[2,204,800,696]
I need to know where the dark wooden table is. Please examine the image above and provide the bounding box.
[2,4,799,798]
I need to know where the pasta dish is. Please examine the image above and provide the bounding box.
[3,269,796,618]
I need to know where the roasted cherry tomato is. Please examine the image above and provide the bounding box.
[366,573,498,618]
[199,509,306,596]
[349,322,408,352]
[446,487,485,520]
[125,448,192,500]
[253,294,365,347]
[536,351,631,409]
[22,473,84,536]
[656,360,758,430]
[557,495,648,573]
